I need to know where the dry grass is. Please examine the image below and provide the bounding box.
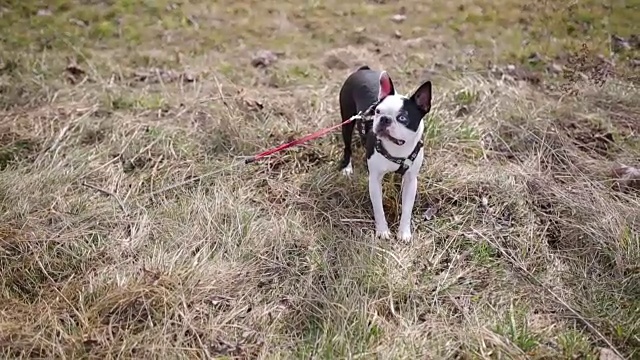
[1,0,639,359]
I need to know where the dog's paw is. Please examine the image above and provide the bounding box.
[340,162,353,177]
[375,230,392,240]
[397,229,412,242]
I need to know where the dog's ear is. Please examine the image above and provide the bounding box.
[378,71,396,100]
[410,81,432,113]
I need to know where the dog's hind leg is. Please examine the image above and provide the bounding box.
[338,89,357,177]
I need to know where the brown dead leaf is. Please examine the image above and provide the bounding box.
[611,165,640,191]
[131,68,196,84]
[251,50,279,68]
[391,14,406,23]
[611,35,632,53]
[242,98,264,112]
[598,347,623,360]
[423,205,439,221]
[68,18,87,27]
[65,59,86,84]
[507,64,542,85]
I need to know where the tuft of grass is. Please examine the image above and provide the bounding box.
[493,303,541,354]
[454,89,479,106]
[1,0,639,359]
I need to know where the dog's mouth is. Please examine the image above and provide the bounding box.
[376,129,405,146]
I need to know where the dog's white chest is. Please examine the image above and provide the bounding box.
[368,148,424,176]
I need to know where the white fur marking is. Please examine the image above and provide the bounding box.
[341,161,353,177]
[397,172,418,242]
[367,95,426,241]
[368,171,390,238]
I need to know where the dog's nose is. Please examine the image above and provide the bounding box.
[380,116,392,125]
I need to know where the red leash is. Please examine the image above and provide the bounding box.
[244,116,357,164]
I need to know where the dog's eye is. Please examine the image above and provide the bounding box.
[375,108,380,114]
[397,115,408,123]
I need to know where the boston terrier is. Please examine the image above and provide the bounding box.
[338,65,432,242]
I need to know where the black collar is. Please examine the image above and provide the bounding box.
[375,138,424,175]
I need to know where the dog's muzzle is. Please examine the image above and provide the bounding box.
[375,117,405,146]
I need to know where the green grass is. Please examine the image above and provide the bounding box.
[1,0,639,359]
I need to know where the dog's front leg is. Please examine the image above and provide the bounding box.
[398,172,418,242]
[368,171,390,239]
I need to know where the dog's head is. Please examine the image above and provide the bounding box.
[373,71,432,146]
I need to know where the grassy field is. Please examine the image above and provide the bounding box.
[1,0,639,358]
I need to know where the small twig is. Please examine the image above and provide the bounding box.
[34,257,89,329]
[79,125,143,180]
[129,136,161,164]
[359,242,407,271]
[340,218,375,223]
[140,158,245,199]
[61,37,105,85]
[36,105,97,164]
[82,181,128,215]
[212,74,233,115]
[149,154,164,195]
[471,228,625,359]
[48,122,72,156]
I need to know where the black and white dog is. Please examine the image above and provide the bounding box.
[338,65,432,242]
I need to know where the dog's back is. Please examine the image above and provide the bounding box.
[339,65,381,117]
[337,66,381,171]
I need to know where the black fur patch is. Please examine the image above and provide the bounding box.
[365,131,377,161]
[401,97,428,132]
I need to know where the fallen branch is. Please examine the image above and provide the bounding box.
[470,228,624,359]
[140,158,246,199]
[82,181,128,215]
